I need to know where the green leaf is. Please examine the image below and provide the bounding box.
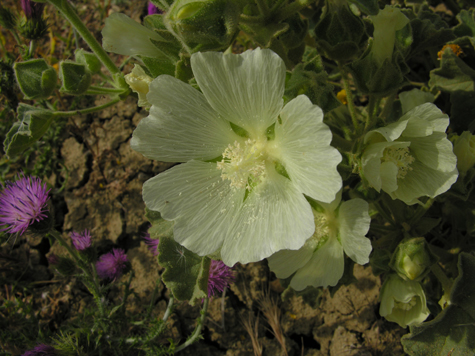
[4,104,55,158]
[59,61,92,95]
[13,59,57,100]
[402,253,475,355]
[429,49,475,92]
[454,9,475,38]
[75,49,101,73]
[146,209,209,305]
[140,56,176,78]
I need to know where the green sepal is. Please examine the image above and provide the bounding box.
[401,253,475,356]
[284,48,340,113]
[145,208,210,305]
[75,49,101,73]
[166,0,240,51]
[314,3,367,61]
[13,59,57,100]
[4,104,55,158]
[143,13,168,31]
[429,49,475,93]
[140,56,176,78]
[175,56,193,83]
[59,61,92,95]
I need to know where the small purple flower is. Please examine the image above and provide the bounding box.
[208,260,235,298]
[148,1,161,15]
[22,344,57,356]
[96,248,128,280]
[0,174,50,236]
[143,233,159,256]
[20,0,45,20]
[70,229,92,251]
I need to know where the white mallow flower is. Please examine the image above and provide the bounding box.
[102,13,165,58]
[267,192,372,290]
[379,274,430,328]
[131,48,342,266]
[125,65,153,109]
[362,103,458,205]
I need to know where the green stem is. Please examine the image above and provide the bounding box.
[338,62,360,132]
[46,0,120,77]
[29,40,37,58]
[53,96,121,117]
[174,297,209,353]
[431,263,453,295]
[86,85,127,94]
[364,95,378,132]
[120,270,134,315]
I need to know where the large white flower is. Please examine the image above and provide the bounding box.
[131,49,342,266]
[267,192,372,290]
[362,103,458,205]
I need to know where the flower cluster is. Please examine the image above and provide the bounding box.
[0,174,50,236]
[208,260,235,298]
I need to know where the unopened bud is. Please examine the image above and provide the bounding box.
[453,131,475,175]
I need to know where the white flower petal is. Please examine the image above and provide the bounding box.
[143,161,244,256]
[267,238,317,279]
[190,48,285,136]
[402,103,449,133]
[409,133,457,172]
[338,199,372,265]
[220,170,314,266]
[391,160,458,204]
[273,95,342,203]
[102,13,165,58]
[380,161,399,193]
[131,75,239,162]
[290,236,344,290]
[365,119,408,143]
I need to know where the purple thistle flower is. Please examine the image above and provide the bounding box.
[22,344,57,356]
[148,1,161,15]
[208,260,235,298]
[0,174,50,236]
[96,248,128,280]
[143,233,159,256]
[20,0,45,20]
[70,229,92,251]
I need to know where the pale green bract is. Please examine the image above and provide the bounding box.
[131,49,342,266]
[267,192,372,290]
[362,103,458,205]
[380,274,430,328]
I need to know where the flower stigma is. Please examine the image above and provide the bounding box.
[394,296,418,311]
[382,147,415,179]
[217,138,269,190]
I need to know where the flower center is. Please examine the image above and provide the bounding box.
[394,296,418,311]
[382,147,415,179]
[217,139,267,190]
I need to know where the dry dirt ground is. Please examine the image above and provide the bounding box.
[1,0,407,354]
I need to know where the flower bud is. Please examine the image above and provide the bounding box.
[59,61,92,95]
[453,131,475,175]
[19,1,48,40]
[14,59,57,100]
[379,274,430,328]
[389,237,437,281]
[75,49,101,73]
[124,64,153,109]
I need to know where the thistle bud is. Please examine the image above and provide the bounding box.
[389,237,437,281]
[19,0,48,40]
[14,59,57,100]
[453,131,475,175]
[379,274,430,328]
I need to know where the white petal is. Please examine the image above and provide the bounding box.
[267,238,317,279]
[102,13,165,58]
[403,103,449,133]
[143,161,244,256]
[380,161,399,193]
[131,75,239,162]
[409,133,457,172]
[391,160,458,204]
[273,95,342,203]
[290,236,344,290]
[220,170,314,266]
[365,119,408,143]
[191,48,285,136]
[338,199,372,265]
